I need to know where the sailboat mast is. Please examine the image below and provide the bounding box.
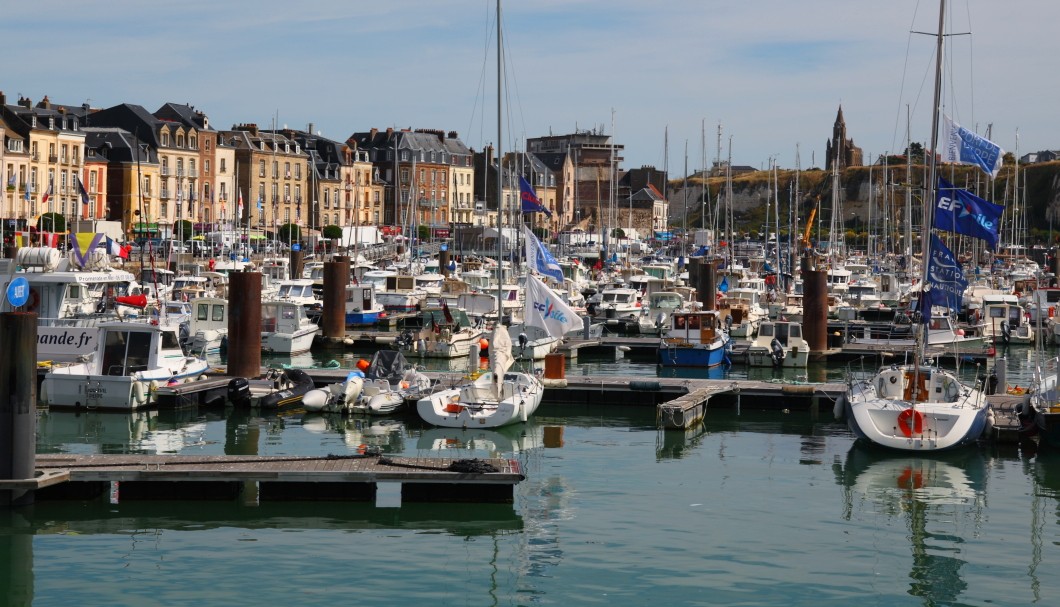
[495,0,503,316]
[920,0,946,288]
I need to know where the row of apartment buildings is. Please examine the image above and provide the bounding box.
[1,92,669,242]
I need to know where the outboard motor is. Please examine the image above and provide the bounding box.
[655,312,666,330]
[518,332,529,354]
[985,369,999,395]
[227,377,251,407]
[1000,320,1011,344]
[724,314,734,331]
[770,337,785,367]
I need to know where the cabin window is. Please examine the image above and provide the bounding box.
[67,285,81,300]
[282,307,296,319]
[197,304,209,321]
[128,332,154,371]
[988,308,1005,318]
[213,305,224,322]
[687,315,701,330]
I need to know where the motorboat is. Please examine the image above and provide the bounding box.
[636,291,687,335]
[183,297,228,354]
[345,283,384,327]
[226,368,316,410]
[398,305,483,359]
[980,293,1032,345]
[261,300,321,354]
[718,286,767,339]
[746,320,809,367]
[302,370,366,414]
[351,350,432,415]
[657,310,733,368]
[41,319,210,410]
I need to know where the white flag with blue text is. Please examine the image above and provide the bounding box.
[942,115,1004,178]
[525,274,580,338]
[522,224,564,283]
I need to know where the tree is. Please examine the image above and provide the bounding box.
[278,223,300,244]
[175,220,193,241]
[905,142,926,164]
[417,224,430,241]
[611,227,625,239]
[322,224,343,240]
[37,213,65,233]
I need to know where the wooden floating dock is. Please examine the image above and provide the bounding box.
[3,454,523,504]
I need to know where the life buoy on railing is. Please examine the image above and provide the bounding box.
[897,407,924,437]
[26,287,40,311]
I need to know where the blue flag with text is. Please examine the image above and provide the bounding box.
[522,224,564,283]
[943,115,1004,178]
[916,233,967,321]
[934,176,1004,249]
[519,176,552,217]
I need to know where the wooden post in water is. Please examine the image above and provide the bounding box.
[322,256,350,339]
[439,245,450,278]
[3,245,17,260]
[227,271,262,379]
[0,312,37,507]
[802,269,829,354]
[289,248,304,280]
[697,258,717,311]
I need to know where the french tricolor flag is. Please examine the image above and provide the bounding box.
[106,236,129,259]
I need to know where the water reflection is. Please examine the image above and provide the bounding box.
[834,445,986,605]
[300,412,407,453]
[37,408,212,455]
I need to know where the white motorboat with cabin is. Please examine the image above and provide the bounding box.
[261,300,320,354]
[42,319,210,410]
[747,320,809,368]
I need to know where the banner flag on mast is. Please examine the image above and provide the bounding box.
[525,274,580,338]
[77,176,90,206]
[915,233,967,321]
[942,115,1004,178]
[519,176,552,217]
[522,224,564,283]
[934,176,1004,249]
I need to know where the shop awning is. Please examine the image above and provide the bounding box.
[132,223,160,234]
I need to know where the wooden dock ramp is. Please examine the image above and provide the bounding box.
[657,385,732,430]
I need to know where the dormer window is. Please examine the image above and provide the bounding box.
[49,117,55,129]
[161,132,170,147]
[190,135,197,150]
[284,143,290,153]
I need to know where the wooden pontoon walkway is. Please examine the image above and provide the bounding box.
[5,454,524,504]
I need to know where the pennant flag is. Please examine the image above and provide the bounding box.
[41,232,60,248]
[70,232,104,267]
[187,188,195,213]
[935,176,1004,249]
[522,224,564,283]
[106,236,129,259]
[41,181,53,204]
[23,185,30,202]
[77,176,90,206]
[440,298,454,324]
[525,274,580,338]
[915,233,967,321]
[942,115,1004,178]
[519,176,552,217]
[257,194,263,210]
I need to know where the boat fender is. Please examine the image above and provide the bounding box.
[629,380,661,391]
[1000,320,1010,344]
[198,374,208,382]
[833,394,845,421]
[39,380,48,403]
[984,407,996,436]
[132,381,148,406]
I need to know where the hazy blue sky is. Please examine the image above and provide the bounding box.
[2,1,1054,173]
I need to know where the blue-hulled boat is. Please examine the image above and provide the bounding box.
[657,310,732,368]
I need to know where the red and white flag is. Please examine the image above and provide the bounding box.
[41,181,54,204]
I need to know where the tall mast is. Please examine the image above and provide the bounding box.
[495,0,503,314]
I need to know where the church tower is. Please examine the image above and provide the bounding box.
[825,105,863,170]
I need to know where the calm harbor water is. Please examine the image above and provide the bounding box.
[5,343,1060,606]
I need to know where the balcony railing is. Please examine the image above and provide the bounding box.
[161,168,170,176]
[48,155,58,163]
[188,169,198,178]
[160,189,171,199]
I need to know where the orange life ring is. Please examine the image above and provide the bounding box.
[26,287,40,312]
[897,408,924,437]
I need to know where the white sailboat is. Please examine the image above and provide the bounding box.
[841,0,994,452]
[417,0,545,429]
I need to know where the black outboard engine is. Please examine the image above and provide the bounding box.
[985,369,999,395]
[1000,320,1011,344]
[518,332,529,353]
[227,377,251,407]
[770,337,785,367]
[724,315,734,331]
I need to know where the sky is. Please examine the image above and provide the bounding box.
[2,1,1057,174]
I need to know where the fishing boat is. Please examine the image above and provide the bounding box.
[42,319,210,410]
[183,296,228,354]
[657,310,732,368]
[746,319,809,367]
[345,283,384,327]
[841,0,996,452]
